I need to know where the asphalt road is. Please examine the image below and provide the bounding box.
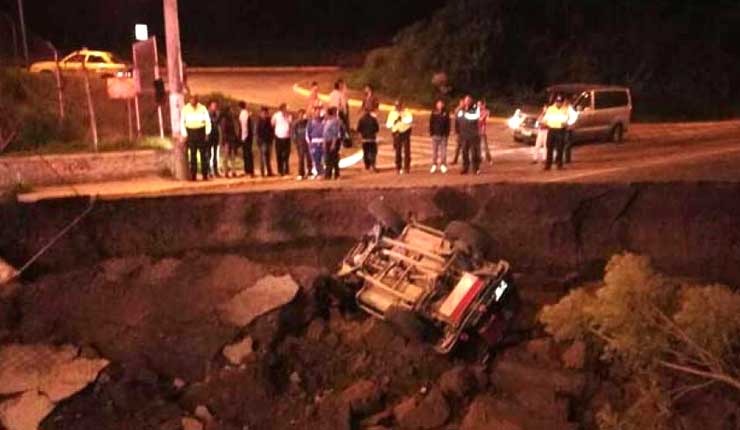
[18,69,740,202]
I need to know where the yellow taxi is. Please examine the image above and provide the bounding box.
[29,48,129,78]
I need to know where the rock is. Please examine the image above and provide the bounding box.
[100,256,150,283]
[461,396,521,430]
[395,389,450,430]
[360,408,393,427]
[0,390,55,430]
[461,395,578,430]
[218,275,300,327]
[439,366,477,398]
[305,319,328,341]
[194,405,215,423]
[181,416,204,430]
[0,343,109,401]
[561,341,587,370]
[222,337,254,365]
[525,338,557,363]
[0,258,18,286]
[341,379,383,416]
[173,377,187,390]
[310,395,351,430]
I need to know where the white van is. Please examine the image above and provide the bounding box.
[510,84,632,143]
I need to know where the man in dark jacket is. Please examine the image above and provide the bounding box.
[457,95,481,175]
[292,109,312,180]
[429,99,450,173]
[357,108,380,172]
[256,106,274,177]
[238,101,254,177]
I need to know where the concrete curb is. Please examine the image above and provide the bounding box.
[188,66,341,73]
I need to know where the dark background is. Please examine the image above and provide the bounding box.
[2,0,445,64]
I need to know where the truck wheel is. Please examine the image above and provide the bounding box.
[444,221,488,258]
[385,306,429,342]
[368,200,406,237]
[610,124,624,143]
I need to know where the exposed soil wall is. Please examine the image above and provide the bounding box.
[3,181,740,284]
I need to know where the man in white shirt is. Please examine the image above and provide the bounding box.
[271,103,293,176]
[238,101,254,177]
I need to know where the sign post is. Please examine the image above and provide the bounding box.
[163,0,188,180]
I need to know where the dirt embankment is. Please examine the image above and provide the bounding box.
[3,182,740,285]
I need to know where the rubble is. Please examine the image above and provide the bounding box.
[561,340,587,370]
[222,336,254,365]
[0,257,18,286]
[182,416,205,430]
[439,365,477,398]
[0,390,55,430]
[219,275,300,327]
[341,379,384,416]
[394,389,450,430]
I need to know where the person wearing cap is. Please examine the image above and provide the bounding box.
[386,100,413,174]
[542,94,570,170]
[457,95,481,175]
[181,95,212,181]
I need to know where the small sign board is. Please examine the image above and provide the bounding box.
[135,24,148,41]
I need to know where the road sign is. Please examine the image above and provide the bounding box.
[135,24,148,41]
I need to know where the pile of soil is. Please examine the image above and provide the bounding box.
[1,252,733,430]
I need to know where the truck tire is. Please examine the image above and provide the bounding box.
[368,200,406,237]
[385,306,429,342]
[444,221,488,258]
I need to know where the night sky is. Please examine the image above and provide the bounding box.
[12,0,445,59]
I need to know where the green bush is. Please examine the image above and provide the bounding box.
[539,253,740,428]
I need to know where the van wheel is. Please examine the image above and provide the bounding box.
[386,306,429,342]
[610,124,624,143]
[368,199,406,237]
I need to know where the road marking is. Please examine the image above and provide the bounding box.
[543,143,740,182]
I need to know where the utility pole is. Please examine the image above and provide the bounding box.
[16,0,28,66]
[163,0,188,180]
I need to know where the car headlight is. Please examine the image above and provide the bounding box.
[507,109,523,130]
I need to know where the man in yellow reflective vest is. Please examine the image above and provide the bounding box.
[181,95,212,181]
[542,94,569,171]
[386,100,413,175]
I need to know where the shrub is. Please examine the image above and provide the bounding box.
[540,253,740,427]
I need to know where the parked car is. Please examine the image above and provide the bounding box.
[318,200,519,354]
[29,49,130,78]
[508,84,632,144]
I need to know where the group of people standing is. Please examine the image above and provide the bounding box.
[180,80,576,182]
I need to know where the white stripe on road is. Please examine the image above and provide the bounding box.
[543,143,740,183]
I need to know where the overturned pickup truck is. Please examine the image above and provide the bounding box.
[321,201,519,354]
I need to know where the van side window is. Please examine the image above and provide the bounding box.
[594,91,629,109]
